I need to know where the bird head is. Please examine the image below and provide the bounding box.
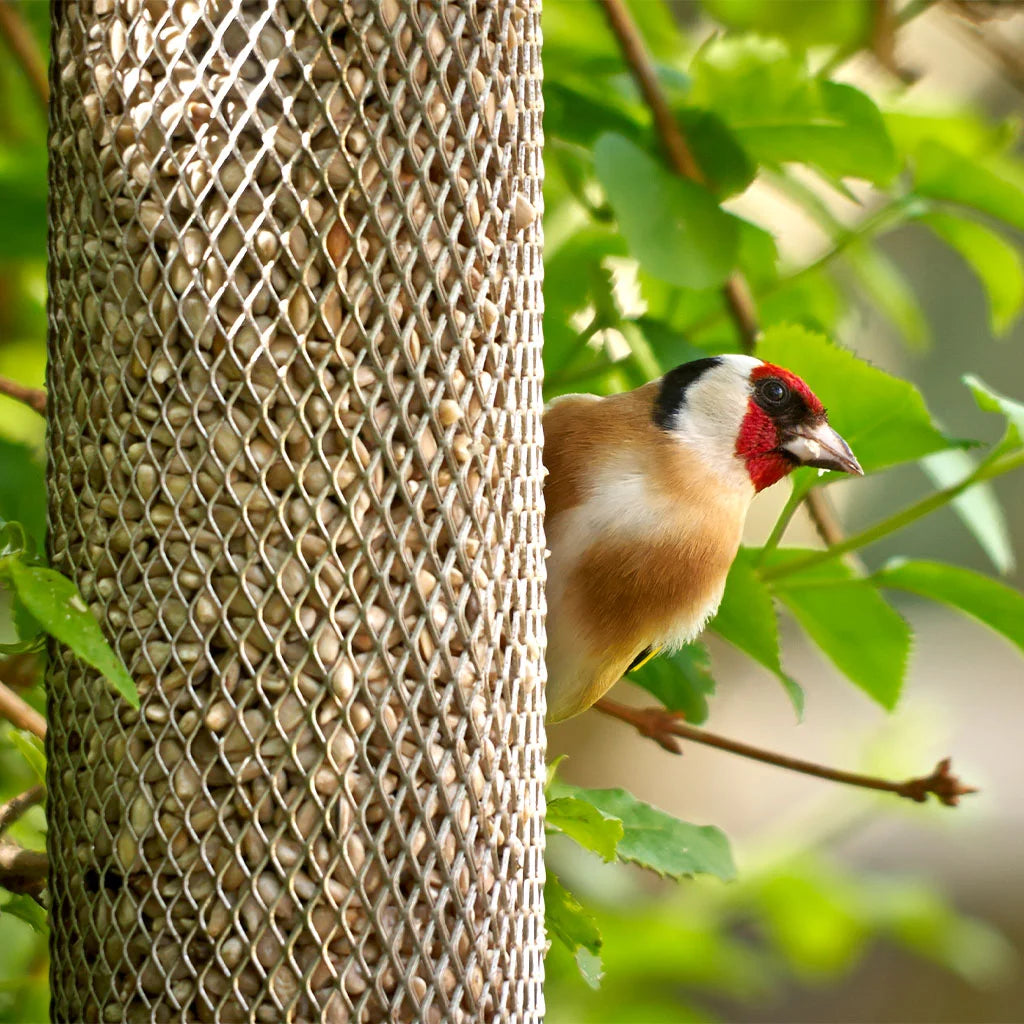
[654,354,862,492]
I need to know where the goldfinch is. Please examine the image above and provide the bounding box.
[542,354,862,723]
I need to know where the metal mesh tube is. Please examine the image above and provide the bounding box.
[45,1,546,1020]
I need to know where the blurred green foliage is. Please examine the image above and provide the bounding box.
[0,0,1023,1020]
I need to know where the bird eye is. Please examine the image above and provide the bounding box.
[759,378,789,405]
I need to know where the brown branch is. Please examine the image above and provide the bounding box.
[945,0,1024,95]
[0,785,43,837]
[870,0,919,82]
[598,0,759,355]
[805,489,847,546]
[0,681,46,740]
[0,840,47,896]
[0,375,46,416]
[0,0,48,111]
[596,699,977,807]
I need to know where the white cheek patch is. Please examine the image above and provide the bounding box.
[667,355,761,489]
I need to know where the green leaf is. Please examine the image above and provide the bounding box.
[0,145,48,262]
[876,558,1024,656]
[545,874,603,989]
[712,549,803,715]
[630,642,716,725]
[553,784,737,882]
[0,894,47,935]
[923,212,1024,336]
[4,560,139,707]
[914,140,1024,233]
[700,0,871,48]
[0,519,28,559]
[844,241,930,351]
[921,448,1014,575]
[757,324,953,474]
[0,441,46,552]
[8,730,46,786]
[675,107,756,197]
[964,374,1024,438]
[593,133,740,290]
[546,797,624,863]
[767,552,911,710]
[689,38,896,184]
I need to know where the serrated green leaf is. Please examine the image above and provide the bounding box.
[594,133,739,290]
[767,552,911,710]
[552,784,736,882]
[914,140,1024,233]
[545,874,603,988]
[877,559,1024,656]
[844,241,930,351]
[9,730,46,785]
[5,560,139,707]
[630,642,716,724]
[923,212,1024,337]
[546,797,623,863]
[712,549,803,715]
[921,448,1014,575]
[757,324,952,474]
[1,894,47,935]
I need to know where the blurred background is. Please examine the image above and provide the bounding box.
[0,1,1023,1022]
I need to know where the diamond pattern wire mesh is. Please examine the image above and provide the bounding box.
[45,1,546,1020]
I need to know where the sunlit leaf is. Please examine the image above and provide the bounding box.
[712,549,803,715]
[876,558,1024,656]
[914,140,1024,233]
[546,796,624,863]
[757,324,953,474]
[767,552,911,710]
[545,874,604,989]
[921,448,1014,575]
[8,730,46,786]
[0,895,47,935]
[553,784,736,882]
[594,133,739,290]
[689,37,896,183]
[5,560,139,707]
[701,0,871,48]
[923,212,1024,337]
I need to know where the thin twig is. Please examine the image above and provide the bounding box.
[0,785,43,837]
[0,0,48,110]
[598,0,759,355]
[0,681,46,740]
[595,699,976,807]
[0,375,46,416]
[0,841,47,896]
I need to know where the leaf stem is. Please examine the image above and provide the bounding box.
[764,447,1024,581]
[757,486,806,563]
[595,699,976,807]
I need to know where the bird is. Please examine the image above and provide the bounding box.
[542,354,862,724]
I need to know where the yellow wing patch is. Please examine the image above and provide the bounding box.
[626,645,662,673]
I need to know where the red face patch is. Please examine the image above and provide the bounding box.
[737,364,825,492]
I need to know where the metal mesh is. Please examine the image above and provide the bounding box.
[45,1,546,1020]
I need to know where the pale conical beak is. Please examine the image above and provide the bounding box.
[782,421,863,476]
